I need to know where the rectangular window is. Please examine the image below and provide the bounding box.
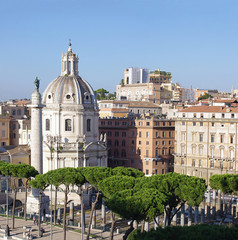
[146,141,149,145]
[182,121,185,126]
[232,114,235,118]
[139,131,141,137]
[146,150,149,157]
[122,132,126,137]
[230,135,234,144]
[192,159,195,167]
[162,132,165,138]
[115,132,119,137]
[211,122,215,127]
[200,122,203,126]
[2,130,5,137]
[146,169,149,175]
[210,161,214,168]
[169,132,171,138]
[193,122,196,126]
[199,159,202,167]
[146,132,149,138]
[199,134,203,142]
[220,135,224,143]
[211,134,214,143]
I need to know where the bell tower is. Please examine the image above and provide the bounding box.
[61,42,79,76]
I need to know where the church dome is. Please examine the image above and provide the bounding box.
[42,43,97,107]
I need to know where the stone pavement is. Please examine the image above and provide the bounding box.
[0,216,123,240]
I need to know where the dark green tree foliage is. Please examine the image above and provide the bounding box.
[210,174,238,194]
[99,175,137,199]
[128,225,238,240]
[111,167,144,178]
[134,173,206,226]
[108,188,166,222]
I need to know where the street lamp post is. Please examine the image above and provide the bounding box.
[81,191,84,240]
[50,177,53,240]
[5,168,9,237]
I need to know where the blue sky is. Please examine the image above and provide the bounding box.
[0,0,238,101]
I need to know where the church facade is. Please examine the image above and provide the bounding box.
[39,44,107,173]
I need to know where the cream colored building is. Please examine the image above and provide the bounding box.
[0,116,10,146]
[174,106,238,183]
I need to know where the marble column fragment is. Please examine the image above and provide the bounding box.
[181,205,185,226]
[206,191,211,219]
[195,206,199,224]
[69,202,74,221]
[188,205,192,226]
[154,216,159,230]
[201,201,205,223]
[101,200,106,225]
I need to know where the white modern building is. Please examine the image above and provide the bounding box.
[124,67,149,85]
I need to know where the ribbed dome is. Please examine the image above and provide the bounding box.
[42,75,97,106]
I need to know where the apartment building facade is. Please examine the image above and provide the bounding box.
[99,115,175,176]
[174,106,238,183]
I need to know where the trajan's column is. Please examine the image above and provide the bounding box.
[30,77,43,174]
[27,78,49,214]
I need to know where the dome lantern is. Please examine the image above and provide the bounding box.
[61,43,79,76]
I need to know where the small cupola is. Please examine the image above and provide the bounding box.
[61,42,79,77]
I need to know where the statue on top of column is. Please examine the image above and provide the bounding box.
[34,77,40,90]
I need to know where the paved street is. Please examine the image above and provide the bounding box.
[0,216,123,240]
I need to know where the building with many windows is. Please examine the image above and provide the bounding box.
[174,106,238,183]
[99,115,174,176]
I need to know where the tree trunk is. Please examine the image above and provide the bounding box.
[38,191,42,237]
[63,189,68,240]
[54,187,58,225]
[24,179,29,221]
[11,178,18,229]
[123,220,134,240]
[109,212,116,240]
[12,188,17,229]
[86,191,100,240]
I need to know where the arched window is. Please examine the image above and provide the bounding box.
[68,61,71,75]
[46,119,50,131]
[87,119,91,132]
[65,119,72,131]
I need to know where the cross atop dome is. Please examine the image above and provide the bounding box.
[68,39,72,52]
